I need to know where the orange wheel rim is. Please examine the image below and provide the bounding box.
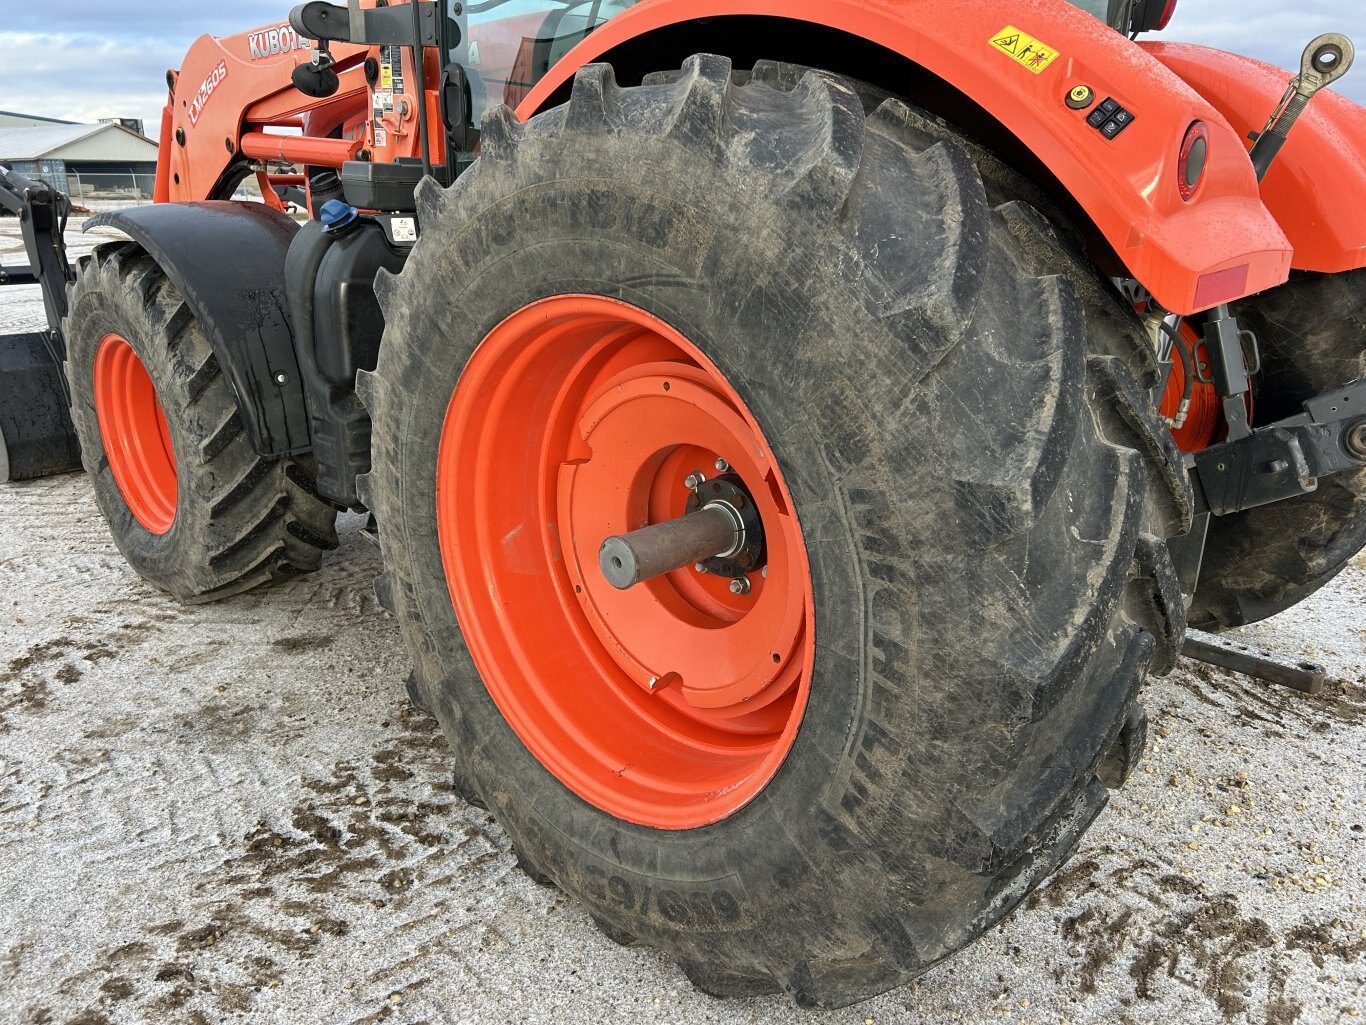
[1159,320,1254,452]
[437,295,814,829]
[93,333,178,534]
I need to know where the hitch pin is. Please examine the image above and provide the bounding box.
[1250,33,1355,181]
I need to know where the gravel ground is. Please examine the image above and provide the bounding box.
[1,213,1364,1025]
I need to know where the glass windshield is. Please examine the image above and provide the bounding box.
[450,0,645,125]
[1067,0,1113,20]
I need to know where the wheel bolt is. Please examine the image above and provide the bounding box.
[694,563,708,575]
[684,472,706,490]
[715,458,730,472]
[729,577,751,596]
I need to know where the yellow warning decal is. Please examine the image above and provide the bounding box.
[990,25,1061,75]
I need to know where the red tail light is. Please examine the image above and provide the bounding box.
[1157,0,1179,30]
[1178,121,1209,202]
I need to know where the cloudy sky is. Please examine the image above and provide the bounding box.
[1,0,1362,137]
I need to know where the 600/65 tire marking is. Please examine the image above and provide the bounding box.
[582,865,746,929]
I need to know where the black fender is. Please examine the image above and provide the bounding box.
[86,202,311,457]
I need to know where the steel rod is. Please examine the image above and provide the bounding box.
[600,506,740,590]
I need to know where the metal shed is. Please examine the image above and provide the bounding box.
[0,116,159,202]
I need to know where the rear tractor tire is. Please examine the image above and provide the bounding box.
[362,57,1189,1006]
[1190,269,1366,630]
[64,241,338,603]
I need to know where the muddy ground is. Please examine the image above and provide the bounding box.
[1,214,1364,1025]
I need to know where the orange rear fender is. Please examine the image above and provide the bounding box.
[1144,41,1366,274]
[518,0,1292,314]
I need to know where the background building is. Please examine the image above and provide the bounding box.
[0,111,158,202]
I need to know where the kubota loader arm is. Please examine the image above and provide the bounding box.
[157,20,372,203]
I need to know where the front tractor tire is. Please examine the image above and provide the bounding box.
[65,242,338,603]
[363,57,1188,1006]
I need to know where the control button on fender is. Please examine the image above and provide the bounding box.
[1066,84,1095,110]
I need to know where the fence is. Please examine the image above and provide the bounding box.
[65,170,156,205]
[0,162,155,205]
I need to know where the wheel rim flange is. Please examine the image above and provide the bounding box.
[93,333,178,535]
[436,295,814,829]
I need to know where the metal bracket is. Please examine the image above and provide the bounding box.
[290,1,440,48]
[1192,377,1366,516]
[1201,304,1256,442]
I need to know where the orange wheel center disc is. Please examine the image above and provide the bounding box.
[93,333,178,534]
[436,296,814,829]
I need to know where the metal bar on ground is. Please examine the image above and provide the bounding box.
[1181,636,1327,695]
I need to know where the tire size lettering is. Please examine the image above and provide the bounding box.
[579,866,744,928]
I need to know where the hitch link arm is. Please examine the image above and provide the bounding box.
[1250,33,1355,181]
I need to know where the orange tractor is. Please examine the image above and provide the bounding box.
[2,0,1364,1007]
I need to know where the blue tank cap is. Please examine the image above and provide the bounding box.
[320,199,360,234]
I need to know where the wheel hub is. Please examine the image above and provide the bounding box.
[598,471,766,590]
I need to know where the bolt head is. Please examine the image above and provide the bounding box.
[694,563,708,575]
[715,458,730,472]
[728,577,751,596]
[274,372,289,385]
[684,472,705,490]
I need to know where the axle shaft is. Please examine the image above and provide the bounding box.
[600,506,741,590]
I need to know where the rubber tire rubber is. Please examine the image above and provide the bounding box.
[65,241,338,603]
[360,57,1190,1007]
[1189,269,1366,631]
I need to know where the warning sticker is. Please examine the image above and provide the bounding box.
[989,25,1061,75]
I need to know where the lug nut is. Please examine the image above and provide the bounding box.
[715,458,730,472]
[694,563,708,575]
[729,577,751,596]
[684,472,706,490]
